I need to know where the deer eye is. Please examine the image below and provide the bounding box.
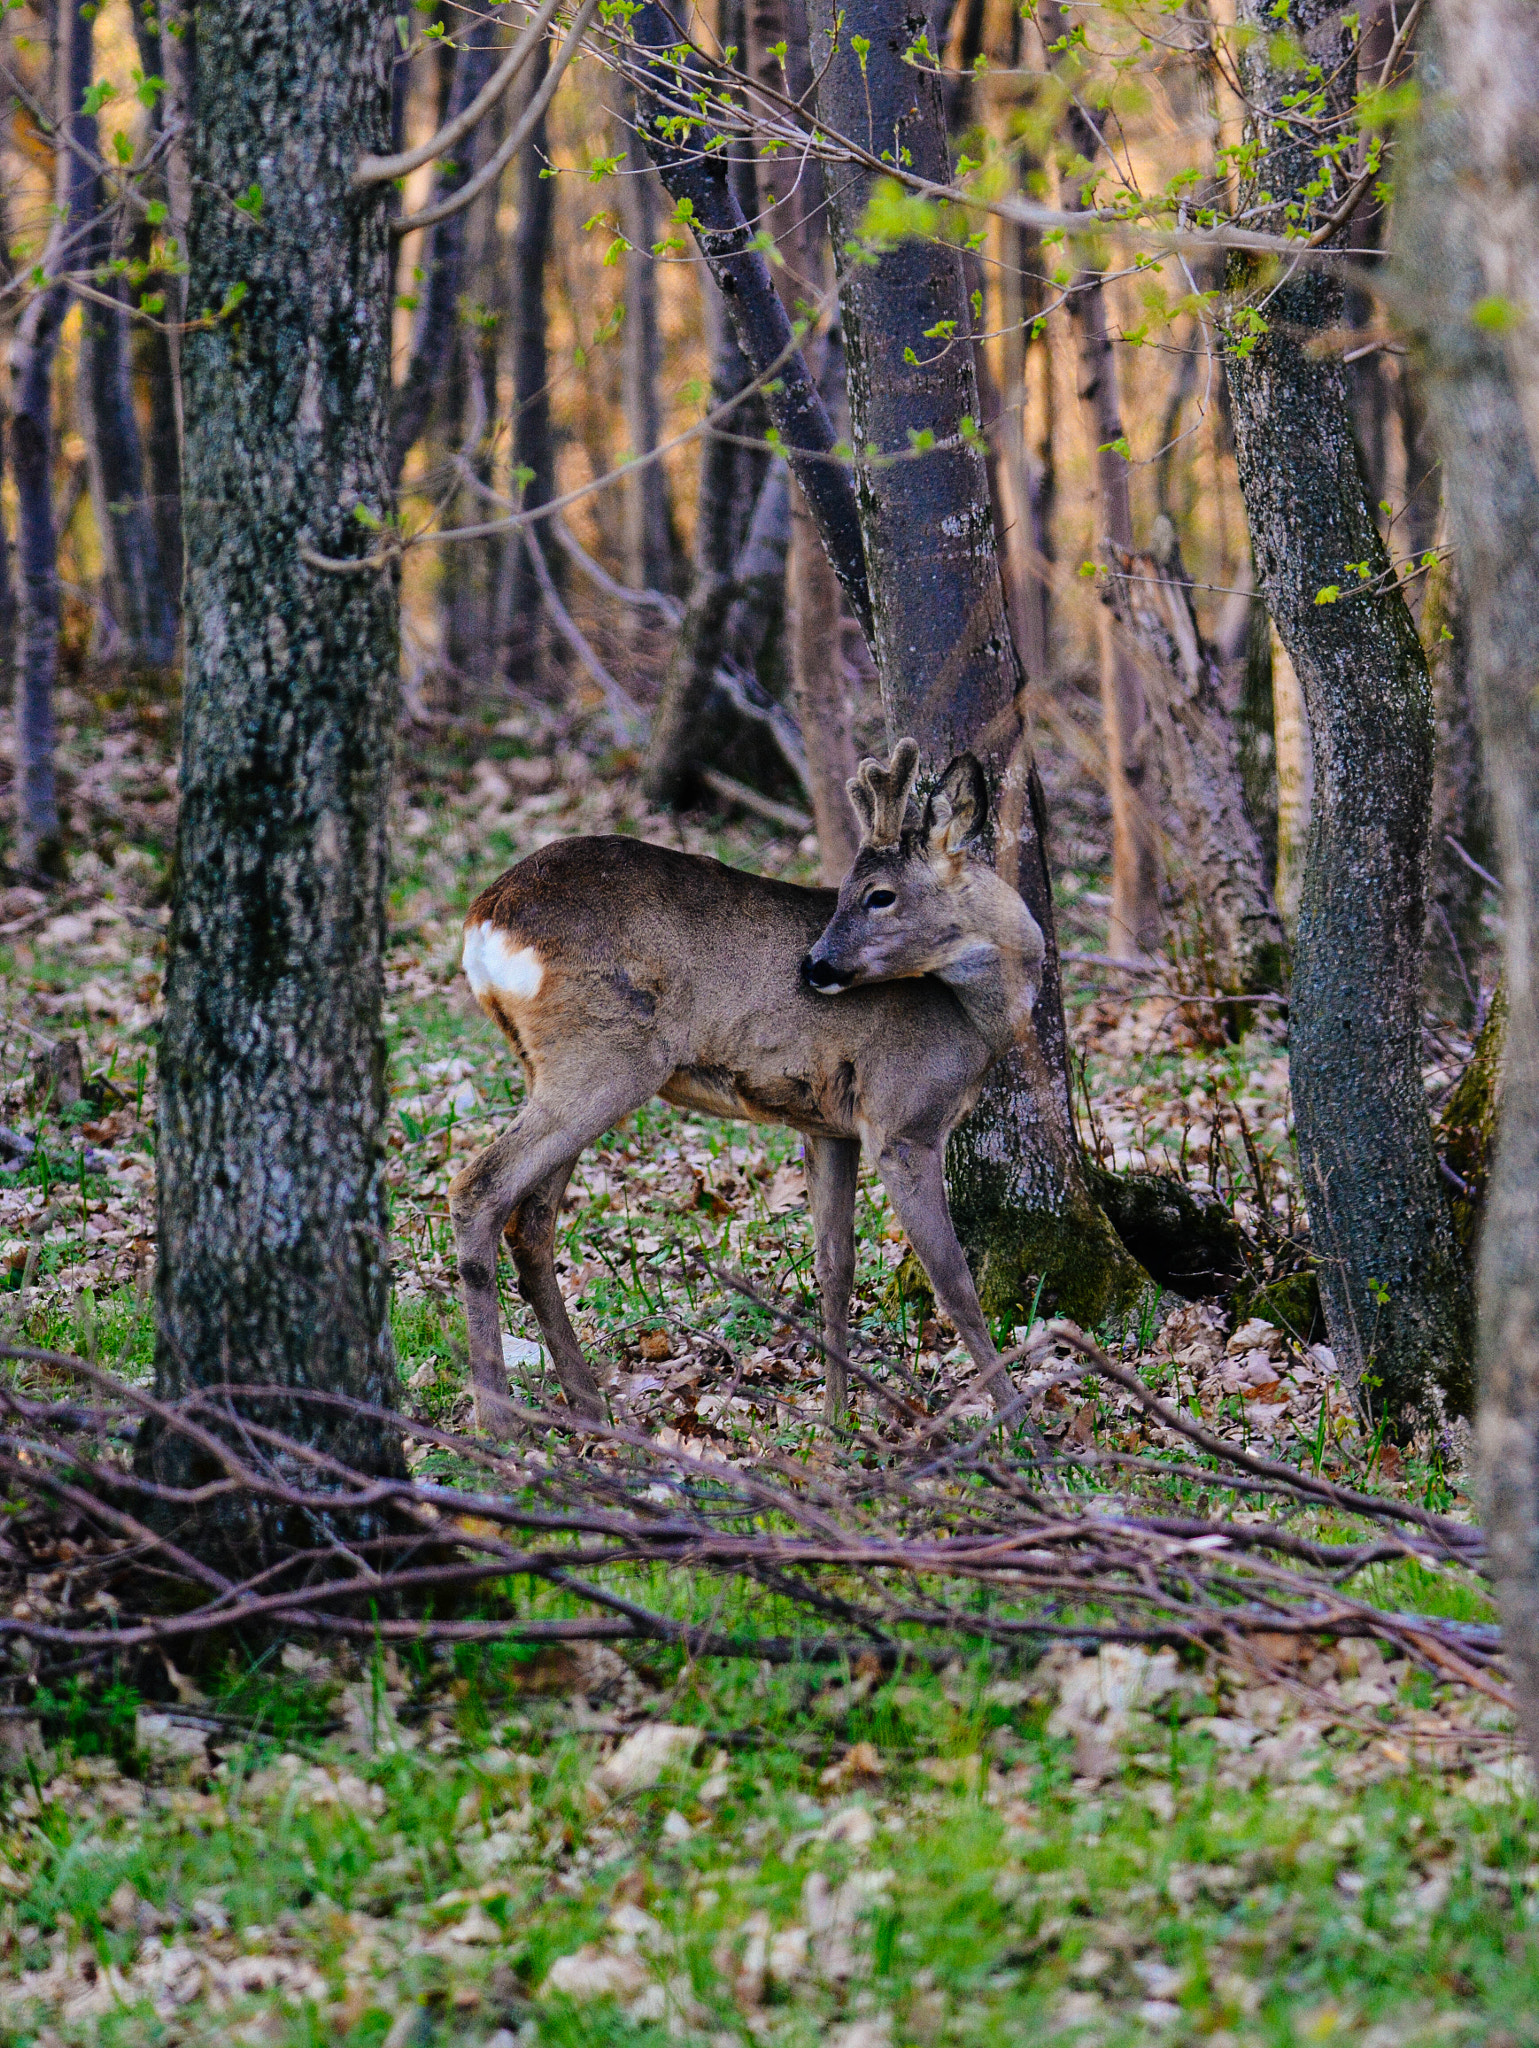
[863,887,897,911]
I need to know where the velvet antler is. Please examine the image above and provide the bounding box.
[847,737,921,849]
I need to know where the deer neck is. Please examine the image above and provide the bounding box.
[931,875,1042,1055]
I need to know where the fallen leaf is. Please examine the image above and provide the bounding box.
[591,1723,700,1798]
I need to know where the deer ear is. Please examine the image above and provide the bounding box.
[923,753,988,857]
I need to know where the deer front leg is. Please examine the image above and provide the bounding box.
[804,1134,860,1425]
[873,1138,1014,1412]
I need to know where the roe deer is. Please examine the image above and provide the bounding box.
[450,737,1045,1436]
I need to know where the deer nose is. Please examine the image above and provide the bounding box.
[802,952,851,992]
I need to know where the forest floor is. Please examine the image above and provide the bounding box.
[0,672,1531,2048]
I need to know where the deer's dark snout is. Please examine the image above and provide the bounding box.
[801,951,854,993]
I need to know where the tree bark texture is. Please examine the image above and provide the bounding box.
[388,22,500,488]
[68,0,176,671]
[5,0,86,880]
[1269,621,1312,938]
[149,0,404,1478]
[808,0,1145,1325]
[1398,3,1539,1769]
[1101,521,1286,997]
[1226,0,1472,1426]
[505,41,560,672]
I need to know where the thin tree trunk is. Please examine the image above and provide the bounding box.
[1037,0,1160,957]
[1398,0,1539,1773]
[1101,521,1286,995]
[809,0,1145,1325]
[505,40,560,675]
[68,0,175,670]
[0,179,17,718]
[613,78,678,596]
[1422,553,1490,1023]
[127,0,184,613]
[147,0,404,1482]
[6,0,83,879]
[1226,0,1472,1427]
[388,21,500,488]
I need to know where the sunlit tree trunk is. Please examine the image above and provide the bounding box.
[1227,0,1472,1426]
[147,0,404,1482]
[68,0,176,670]
[505,41,561,674]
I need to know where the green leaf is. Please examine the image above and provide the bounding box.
[217,280,248,318]
[1097,435,1132,461]
[1314,584,1341,605]
[1472,295,1518,334]
[146,199,168,226]
[233,182,264,223]
[81,78,116,116]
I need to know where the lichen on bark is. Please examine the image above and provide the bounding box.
[1225,0,1473,1426]
[145,0,405,1486]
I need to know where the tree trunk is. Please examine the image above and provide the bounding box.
[1398,0,1539,1770]
[1101,520,1286,996]
[127,0,185,614]
[505,40,560,674]
[1269,621,1312,938]
[1226,0,1472,1427]
[1234,592,1279,894]
[631,0,872,641]
[1038,0,1160,957]
[68,0,176,671]
[146,0,404,1481]
[388,24,500,488]
[746,0,859,880]
[6,0,85,880]
[1422,554,1491,1024]
[613,79,679,597]
[808,0,1145,1325]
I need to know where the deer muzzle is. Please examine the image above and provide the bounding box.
[802,950,855,994]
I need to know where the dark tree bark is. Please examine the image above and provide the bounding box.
[1398,2,1539,1769]
[147,0,404,1479]
[1226,0,1472,1426]
[68,0,176,670]
[505,40,561,673]
[6,0,86,880]
[808,0,1145,1324]
[388,23,500,488]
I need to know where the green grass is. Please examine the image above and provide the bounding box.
[4,1639,1538,2048]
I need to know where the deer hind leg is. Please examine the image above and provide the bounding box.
[449,1075,658,1435]
[873,1137,1014,1412]
[804,1134,860,1426]
[502,1159,599,1416]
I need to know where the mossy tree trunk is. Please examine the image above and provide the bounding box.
[146,0,405,1483]
[807,0,1145,1327]
[1398,3,1539,1767]
[1226,0,1472,1427]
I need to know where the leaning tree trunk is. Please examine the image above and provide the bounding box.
[1101,519,1287,997]
[1226,0,1472,1427]
[746,0,860,881]
[808,0,1145,1325]
[146,0,404,1482]
[1398,1,1539,1774]
[68,0,176,671]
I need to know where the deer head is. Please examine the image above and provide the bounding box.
[801,740,1046,1050]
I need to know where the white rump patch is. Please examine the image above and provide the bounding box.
[462,922,544,1004]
